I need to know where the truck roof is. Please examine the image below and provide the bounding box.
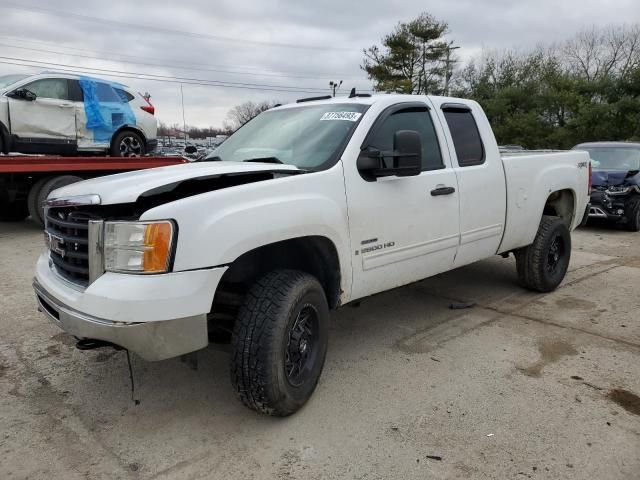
[272,93,472,111]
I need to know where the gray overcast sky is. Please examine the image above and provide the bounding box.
[0,0,638,128]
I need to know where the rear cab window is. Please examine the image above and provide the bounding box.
[442,104,485,167]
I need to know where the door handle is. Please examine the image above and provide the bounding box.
[58,103,73,108]
[430,186,456,196]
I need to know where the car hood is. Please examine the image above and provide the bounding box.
[592,169,640,187]
[49,161,304,205]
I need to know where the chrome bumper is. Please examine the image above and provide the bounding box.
[33,279,208,361]
[588,206,609,218]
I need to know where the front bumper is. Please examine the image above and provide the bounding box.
[588,192,626,220]
[34,253,227,361]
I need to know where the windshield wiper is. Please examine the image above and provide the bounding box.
[243,156,284,164]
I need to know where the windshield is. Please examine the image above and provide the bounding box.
[0,74,30,90]
[583,147,640,171]
[204,103,368,169]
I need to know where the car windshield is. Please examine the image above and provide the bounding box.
[204,103,368,169]
[0,74,30,90]
[583,147,640,171]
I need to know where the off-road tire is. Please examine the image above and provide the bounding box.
[27,177,50,226]
[624,196,640,232]
[230,269,329,416]
[515,215,571,293]
[110,130,146,157]
[28,175,83,227]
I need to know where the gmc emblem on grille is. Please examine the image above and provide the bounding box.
[47,233,66,258]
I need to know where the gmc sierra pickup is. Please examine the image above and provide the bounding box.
[33,94,591,416]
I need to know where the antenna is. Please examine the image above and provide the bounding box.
[349,88,356,98]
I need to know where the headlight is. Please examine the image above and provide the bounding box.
[605,186,632,195]
[104,220,175,273]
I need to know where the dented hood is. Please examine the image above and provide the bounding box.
[592,169,640,187]
[49,161,302,205]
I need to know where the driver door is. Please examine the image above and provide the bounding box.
[8,78,76,149]
[343,101,461,300]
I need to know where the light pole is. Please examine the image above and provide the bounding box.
[443,43,460,96]
[330,80,342,97]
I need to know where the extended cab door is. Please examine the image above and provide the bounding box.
[344,101,461,300]
[7,78,76,150]
[432,100,506,268]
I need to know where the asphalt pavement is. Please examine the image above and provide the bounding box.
[1,220,638,479]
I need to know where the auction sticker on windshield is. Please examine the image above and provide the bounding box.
[320,112,362,122]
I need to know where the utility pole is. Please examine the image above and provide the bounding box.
[180,84,187,146]
[443,43,460,96]
[329,80,342,97]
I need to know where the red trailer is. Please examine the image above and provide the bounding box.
[0,155,187,226]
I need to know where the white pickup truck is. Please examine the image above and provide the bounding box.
[33,94,591,416]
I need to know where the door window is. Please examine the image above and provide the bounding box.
[22,78,69,100]
[367,107,444,171]
[96,83,122,103]
[443,110,485,166]
[68,80,84,102]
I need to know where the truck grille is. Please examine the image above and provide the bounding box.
[46,208,96,286]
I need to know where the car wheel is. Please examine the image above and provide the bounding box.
[28,175,83,227]
[230,269,329,416]
[624,196,640,232]
[515,215,572,293]
[111,130,145,157]
[27,177,51,226]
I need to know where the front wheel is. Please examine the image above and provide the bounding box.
[515,215,572,293]
[624,196,640,232]
[230,270,329,416]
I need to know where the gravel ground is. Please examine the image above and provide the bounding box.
[1,220,639,479]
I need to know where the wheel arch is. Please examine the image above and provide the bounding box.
[112,124,148,147]
[214,235,342,311]
[542,188,576,228]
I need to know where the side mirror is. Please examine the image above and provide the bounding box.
[357,130,422,180]
[184,145,197,154]
[8,88,36,101]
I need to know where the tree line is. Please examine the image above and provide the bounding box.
[362,15,640,149]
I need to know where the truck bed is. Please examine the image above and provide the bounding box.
[499,151,590,253]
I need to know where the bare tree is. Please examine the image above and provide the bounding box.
[561,24,640,81]
[225,100,278,131]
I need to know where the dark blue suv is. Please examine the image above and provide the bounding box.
[574,142,640,231]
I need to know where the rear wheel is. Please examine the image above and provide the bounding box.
[27,175,83,227]
[110,130,145,157]
[230,270,329,416]
[515,215,571,293]
[624,196,640,232]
